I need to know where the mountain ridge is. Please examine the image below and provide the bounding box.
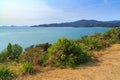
[31,19,120,27]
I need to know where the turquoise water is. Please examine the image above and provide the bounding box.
[0,27,110,51]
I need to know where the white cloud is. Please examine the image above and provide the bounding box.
[0,0,92,25]
[0,0,67,25]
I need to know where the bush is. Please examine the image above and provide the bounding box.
[20,43,51,65]
[0,66,16,80]
[20,62,35,75]
[0,43,23,63]
[20,47,42,65]
[0,50,8,63]
[103,28,120,44]
[42,37,91,68]
[10,44,23,61]
[39,53,49,66]
[80,33,106,51]
[19,49,41,65]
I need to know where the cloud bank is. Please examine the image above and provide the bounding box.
[0,0,68,25]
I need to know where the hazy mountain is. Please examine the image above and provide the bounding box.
[31,20,120,27]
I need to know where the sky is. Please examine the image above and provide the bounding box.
[0,0,120,25]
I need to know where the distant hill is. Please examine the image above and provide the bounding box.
[31,20,120,27]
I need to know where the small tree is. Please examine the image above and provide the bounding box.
[10,44,23,60]
[0,43,23,62]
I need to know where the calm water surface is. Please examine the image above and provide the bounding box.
[0,27,110,51]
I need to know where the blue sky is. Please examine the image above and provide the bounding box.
[0,0,120,25]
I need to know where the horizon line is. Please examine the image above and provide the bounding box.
[1,19,120,26]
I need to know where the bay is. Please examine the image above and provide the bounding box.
[0,27,110,51]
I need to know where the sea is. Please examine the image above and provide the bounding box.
[0,27,110,51]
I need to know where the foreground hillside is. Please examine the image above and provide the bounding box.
[0,28,119,80]
[18,44,120,80]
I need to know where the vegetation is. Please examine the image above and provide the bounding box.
[103,28,120,44]
[20,62,35,75]
[80,33,105,51]
[42,37,90,67]
[0,43,23,63]
[20,43,51,65]
[0,28,120,79]
[0,66,16,80]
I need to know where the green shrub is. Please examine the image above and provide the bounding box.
[0,66,16,80]
[43,37,91,68]
[117,28,120,43]
[78,28,120,52]
[20,43,51,65]
[39,53,49,66]
[10,44,23,61]
[103,28,119,44]
[20,62,35,75]
[20,47,42,65]
[0,50,8,63]
[0,43,23,63]
[80,35,105,51]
